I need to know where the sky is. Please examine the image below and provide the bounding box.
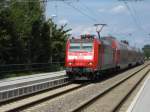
[46,0,150,48]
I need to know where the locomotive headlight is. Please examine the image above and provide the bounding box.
[68,62,72,65]
[88,62,93,66]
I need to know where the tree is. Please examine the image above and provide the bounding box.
[47,20,71,62]
[0,0,45,64]
[0,0,71,65]
[30,20,51,63]
[0,8,25,64]
[142,44,150,59]
[9,0,45,63]
[31,19,71,63]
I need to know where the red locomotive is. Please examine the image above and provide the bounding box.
[65,34,144,80]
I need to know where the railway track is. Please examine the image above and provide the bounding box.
[71,64,150,112]
[0,82,91,112]
[17,62,149,112]
[0,62,149,112]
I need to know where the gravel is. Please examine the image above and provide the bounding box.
[118,71,150,112]
[22,64,148,112]
[82,65,149,112]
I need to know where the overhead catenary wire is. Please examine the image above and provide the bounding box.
[62,1,118,36]
[77,0,105,23]
[3,0,148,40]
[75,1,122,36]
[78,1,118,32]
[123,1,148,34]
[9,0,104,25]
[129,2,148,34]
[63,1,99,24]
[0,0,98,24]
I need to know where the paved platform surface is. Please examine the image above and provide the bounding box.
[127,72,150,112]
[0,71,65,91]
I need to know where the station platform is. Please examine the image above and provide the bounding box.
[0,70,65,91]
[0,70,67,103]
[127,73,150,112]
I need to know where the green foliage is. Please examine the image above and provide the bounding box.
[48,20,71,62]
[0,0,71,65]
[142,44,150,59]
[0,8,24,64]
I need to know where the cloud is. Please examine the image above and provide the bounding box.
[58,19,69,25]
[83,27,95,34]
[97,5,128,15]
[111,5,127,13]
[98,8,105,13]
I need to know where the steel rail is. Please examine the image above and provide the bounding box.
[70,64,149,112]
[112,69,150,112]
[0,82,91,112]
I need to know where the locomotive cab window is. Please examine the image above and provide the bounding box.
[69,42,93,52]
[69,43,80,52]
[82,43,93,51]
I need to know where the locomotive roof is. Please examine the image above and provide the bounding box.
[69,38,94,43]
[69,34,98,43]
[69,35,140,52]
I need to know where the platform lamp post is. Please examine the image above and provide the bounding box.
[49,14,57,64]
[94,24,107,39]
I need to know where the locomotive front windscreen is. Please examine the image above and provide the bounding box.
[69,42,93,52]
